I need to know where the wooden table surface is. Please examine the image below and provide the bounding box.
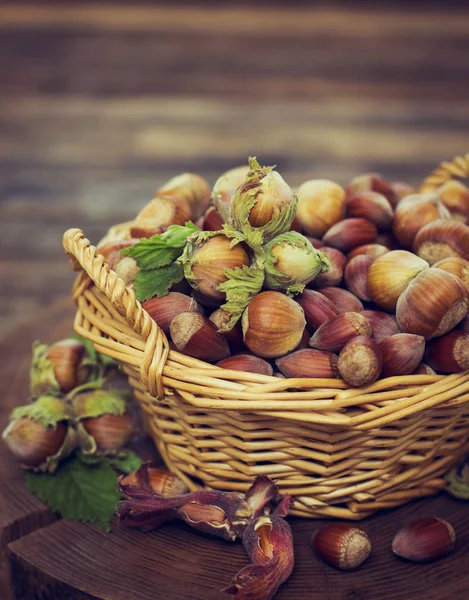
[1,1,469,340]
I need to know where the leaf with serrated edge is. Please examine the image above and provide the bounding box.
[219,264,265,330]
[134,263,184,301]
[24,455,121,531]
[121,223,199,269]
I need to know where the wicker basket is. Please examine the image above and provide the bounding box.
[63,154,469,520]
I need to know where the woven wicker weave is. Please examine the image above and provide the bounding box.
[62,155,469,520]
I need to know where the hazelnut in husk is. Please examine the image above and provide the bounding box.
[2,396,76,472]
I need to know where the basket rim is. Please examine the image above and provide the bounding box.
[64,227,469,430]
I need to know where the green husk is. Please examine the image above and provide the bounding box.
[10,396,70,429]
[264,232,331,295]
[30,342,61,398]
[72,389,129,420]
[446,461,469,500]
[229,157,298,245]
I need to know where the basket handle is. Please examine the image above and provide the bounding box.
[62,228,169,400]
[420,152,469,192]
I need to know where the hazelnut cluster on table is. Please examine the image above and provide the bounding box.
[97,158,469,387]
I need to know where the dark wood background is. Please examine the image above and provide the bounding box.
[1,0,469,340]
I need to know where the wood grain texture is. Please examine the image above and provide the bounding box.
[1,2,469,339]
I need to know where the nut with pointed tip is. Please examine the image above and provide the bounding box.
[425,331,469,373]
[157,172,211,219]
[82,413,133,454]
[201,206,224,231]
[296,289,339,331]
[437,180,469,223]
[379,333,425,377]
[313,247,346,288]
[392,193,451,249]
[242,291,306,358]
[170,312,230,362]
[319,287,364,314]
[45,339,88,393]
[211,165,250,223]
[344,255,374,302]
[309,312,372,353]
[312,523,372,570]
[130,195,192,238]
[346,191,394,231]
[361,310,400,344]
[183,234,250,302]
[120,467,188,497]
[338,335,383,387]
[3,419,67,467]
[143,292,202,336]
[296,179,346,238]
[217,354,273,376]
[413,219,469,264]
[367,250,429,312]
[433,256,469,292]
[322,218,378,253]
[396,268,469,340]
[276,348,339,379]
[392,517,455,563]
[347,243,389,261]
[346,173,398,208]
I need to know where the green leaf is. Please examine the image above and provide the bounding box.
[121,223,199,270]
[134,262,184,301]
[30,342,61,398]
[219,264,265,330]
[106,451,142,474]
[77,449,142,474]
[24,455,121,531]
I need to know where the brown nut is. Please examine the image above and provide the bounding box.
[338,335,383,387]
[367,250,429,312]
[296,289,339,331]
[396,268,469,340]
[170,312,230,362]
[217,354,273,376]
[392,193,451,249]
[309,312,372,353]
[392,517,455,563]
[318,287,364,314]
[242,292,306,358]
[313,247,346,288]
[361,310,400,344]
[346,191,393,231]
[347,243,389,261]
[379,333,425,377]
[322,218,378,253]
[425,330,469,373]
[143,292,202,336]
[413,219,469,264]
[312,523,371,570]
[346,173,398,208]
[344,255,374,302]
[296,180,346,237]
[276,348,339,379]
